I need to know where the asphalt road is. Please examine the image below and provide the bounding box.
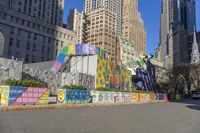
[0,100,200,133]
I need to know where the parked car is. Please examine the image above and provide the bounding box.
[192,91,200,100]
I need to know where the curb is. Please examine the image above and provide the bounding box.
[0,101,168,112]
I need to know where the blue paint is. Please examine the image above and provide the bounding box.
[8,86,28,105]
[65,90,91,104]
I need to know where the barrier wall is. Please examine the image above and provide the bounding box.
[57,89,168,105]
[0,86,49,106]
[0,86,168,106]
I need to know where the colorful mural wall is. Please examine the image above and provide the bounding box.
[96,56,132,91]
[0,86,49,106]
[50,44,107,74]
[57,89,91,104]
[57,89,168,105]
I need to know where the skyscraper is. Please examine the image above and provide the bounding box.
[84,0,122,34]
[83,0,121,62]
[83,7,118,62]
[0,0,77,63]
[159,0,196,68]
[122,0,146,54]
[67,9,84,43]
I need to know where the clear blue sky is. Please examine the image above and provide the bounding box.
[64,0,200,54]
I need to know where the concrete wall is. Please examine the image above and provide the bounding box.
[22,61,62,94]
[0,57,23,84]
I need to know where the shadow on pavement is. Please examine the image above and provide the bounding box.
[186,105,200,111]
[170,99,200,111]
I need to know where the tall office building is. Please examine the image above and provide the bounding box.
[84,0,122,34]
[67,9,84,44]
[83,0,121,62]
[159,0,196,68]
[83,7,118,62]
[0,0,77,63]
[122,0,146,54]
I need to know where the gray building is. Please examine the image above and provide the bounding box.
[0,0,77,63]
[159,0,196,68]
[0,0,64,26]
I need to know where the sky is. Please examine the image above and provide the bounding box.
[64,0,200,54]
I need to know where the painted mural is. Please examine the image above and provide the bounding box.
[0,86,10,106]
[156,93,165,101]
[150,93,156,102]
[96,56,132,91]
[57,89,66,104]
[9,87,49,105]
[65,90,91,104]
[139,93,147,103]
[132,93,139,103]
[91,91,115,103]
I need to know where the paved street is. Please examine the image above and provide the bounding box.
[0,100,200,133]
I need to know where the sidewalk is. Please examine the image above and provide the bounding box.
[0,101,167,112]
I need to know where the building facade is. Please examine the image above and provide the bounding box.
[67,9,83,44]
[84,0,122,34]
[0,0,64,26]
[159,0,196,68]
[0,0,77,63]
[122,0,146,54]
[83,8,118,62]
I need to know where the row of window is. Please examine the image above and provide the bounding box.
[3,13,74,41]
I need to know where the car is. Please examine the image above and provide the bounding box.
[192,91,200,100]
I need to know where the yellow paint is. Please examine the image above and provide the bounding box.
[0,86,10,106]
[96,56,132,90]
[36,89,50,105]
[57,90,65,103]
[68,44,75,55]
[132,93,139,103]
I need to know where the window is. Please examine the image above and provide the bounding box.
[28,32,31,38]
[16,40,20,48]
[26,43,30,50]
[9,38,13,46]
[18,30,21,36]
[33,43,36,51]
[34,33,37,40]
